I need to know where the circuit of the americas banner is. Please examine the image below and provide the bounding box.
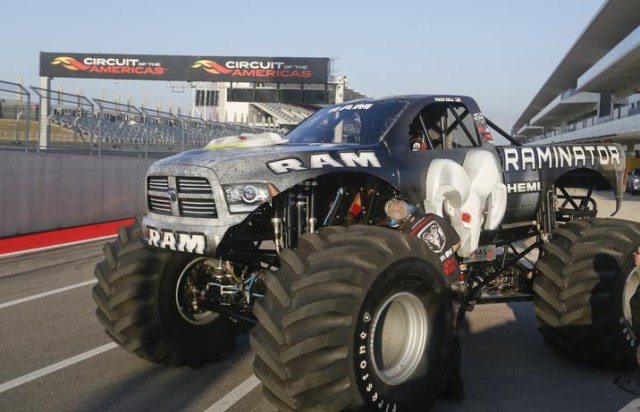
[40,52,329,84]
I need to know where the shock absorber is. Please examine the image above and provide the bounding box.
[285,191,297,249]
[303,180,318,233]
[296,190,305,238]
[537,186,556,242]
[271,197,283,254]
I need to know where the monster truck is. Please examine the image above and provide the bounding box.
[93,95,640,411]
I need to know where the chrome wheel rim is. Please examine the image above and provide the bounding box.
[370,292,428,385]
[623,267,640,323]
[175,258,216,325]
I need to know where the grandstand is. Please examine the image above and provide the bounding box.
[512,0,640,153]
[228,86,367,129]
[191,78,367,130]
[251,102,314,127]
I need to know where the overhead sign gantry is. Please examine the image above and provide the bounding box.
[40,52,329,84]
[37,52,333,148]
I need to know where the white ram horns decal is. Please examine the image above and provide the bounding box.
[424,149,507,257]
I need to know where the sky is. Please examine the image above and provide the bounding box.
[0,0,606,132]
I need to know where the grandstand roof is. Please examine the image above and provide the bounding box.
[512,0,640,133]
[344,87,368,102]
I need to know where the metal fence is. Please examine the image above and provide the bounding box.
[0,80,275,158]
[0,80,32,150]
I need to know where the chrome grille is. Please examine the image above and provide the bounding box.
[147,175,217,218]
[179,198,217,218]
[148,176,169,191]
[148,195,172,215]
[177,177,212,194]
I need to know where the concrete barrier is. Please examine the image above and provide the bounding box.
[0,151,155,237]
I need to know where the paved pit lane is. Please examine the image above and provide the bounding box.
[1,190,639,411]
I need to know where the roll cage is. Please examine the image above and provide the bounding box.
[407,101,520,150]
[284,95,520,149]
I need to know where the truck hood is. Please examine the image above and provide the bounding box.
[154,133,372,168]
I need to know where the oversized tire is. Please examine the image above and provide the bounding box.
[533,218,640,369]
[251,225,455,411]
[92,221,243,367]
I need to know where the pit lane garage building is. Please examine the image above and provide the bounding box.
[512,0,640,158]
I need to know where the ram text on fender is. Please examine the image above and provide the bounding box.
[267,151,382,174]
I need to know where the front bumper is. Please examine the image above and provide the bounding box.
[142,213,245,256]
[141,164,248,256]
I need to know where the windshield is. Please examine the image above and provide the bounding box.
[286,100,408,145]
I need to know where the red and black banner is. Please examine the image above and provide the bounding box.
[40,52,329,84]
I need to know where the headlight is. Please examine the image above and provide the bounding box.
[223,183,275,213]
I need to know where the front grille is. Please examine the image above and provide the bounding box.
[147,175,217,218]
[179,198,217,218]
[148,176,169,191]
[177,177,212,194]
[148,195,172,215]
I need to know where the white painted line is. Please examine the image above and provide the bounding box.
[0,279,98,309]
[203,374,261,412]
[618,398,640,411]
[0,234,116,259]
[0,342,118,394]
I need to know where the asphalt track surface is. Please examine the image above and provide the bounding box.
[1,191,640,412]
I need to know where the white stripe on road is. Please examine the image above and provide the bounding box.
[0,342,118,394]
[204,375,261,412]
[1,274,260,408]
[619,398,640,411]
[0,279,98,309]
